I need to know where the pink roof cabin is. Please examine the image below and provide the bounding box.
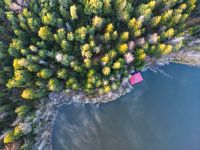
[130,72,143,85]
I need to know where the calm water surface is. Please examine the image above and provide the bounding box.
[52,64,200,150]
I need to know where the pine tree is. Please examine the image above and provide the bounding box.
[84,0,103,15]
[37,69,53,79]
[38,26,53,41]
[70,5,78,20]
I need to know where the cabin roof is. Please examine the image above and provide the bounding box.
[130,72,143,85]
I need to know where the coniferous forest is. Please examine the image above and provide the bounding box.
[0,0,199,149]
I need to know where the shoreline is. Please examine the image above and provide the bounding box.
[158,51,200,67]
[30,49,200,150]
[33,80,133,150]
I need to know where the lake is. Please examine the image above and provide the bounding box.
[52,63,200,150]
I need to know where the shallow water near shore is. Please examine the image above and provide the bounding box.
[52,63,200,150]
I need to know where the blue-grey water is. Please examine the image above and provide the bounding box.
[52,64,200,150]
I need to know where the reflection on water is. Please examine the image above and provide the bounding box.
[52,64,200,150]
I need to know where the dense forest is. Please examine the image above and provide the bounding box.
[0,0,199,149]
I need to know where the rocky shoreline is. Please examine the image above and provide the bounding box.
[32,43,200,150]
[158,50,200,66]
